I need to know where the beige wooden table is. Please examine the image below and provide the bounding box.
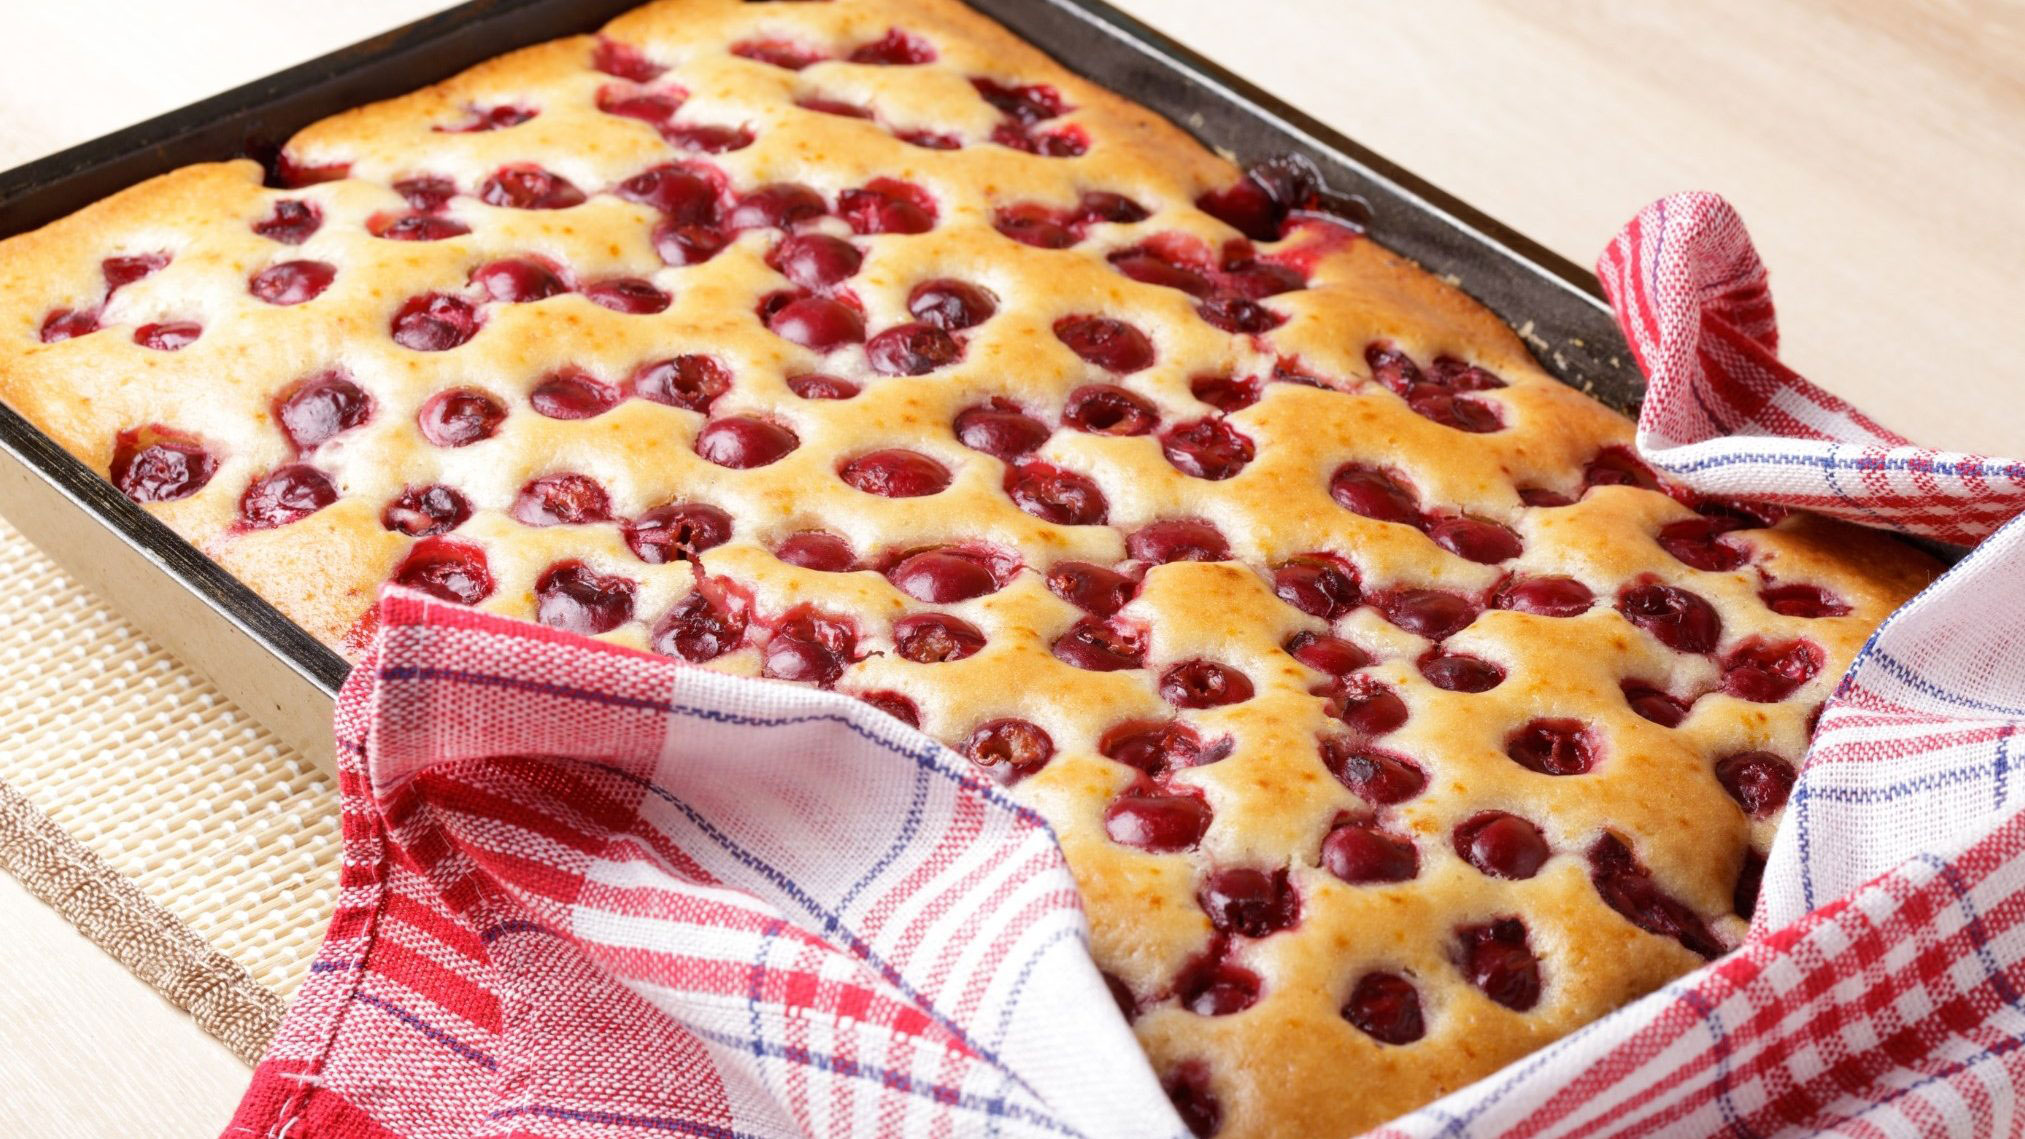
[1,2,2019,1135]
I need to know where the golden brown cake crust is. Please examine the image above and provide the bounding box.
[0,2,1939,1134]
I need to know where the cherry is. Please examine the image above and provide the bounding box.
[769,234,862,291]
[511,473,611,527]
[1506,718,1597,776]
[859,690,921,728]
[368,213,470,241]
[838,179,936,235]
[417,388,506,447]
[994,205,1075,250]
[1328,464,1422,526]
[1617,582,1722,653]
[1163,1063,1221,1139]
[865,322,961,375]
[1375,589,1478,641]
[1161,419,1254,480]
[695,416,799,469]
[729,183,826,230]
[1454,812,1549,880]
[1100,720,1211,776]
[763,293,866,351]
[1409,388,1502,432]
[1761,583,1851,618]
[1426,357,1507,391]
[1062,384,1158,435]
[133,321,201,351]
[1196,158,1323,242]
[797,95,874,119]
[1104,784,1211,851]
[839,449,951,497]
[1457,919,1541,1011]
[893,613,986,664]
[773,531,857,572]
[954,399,1049,459]
[1735,849,1767,920]
[1518,486,1577,508]
[1174,955,1260,1017]
[660,122,755,154]
[1419,651,1505,693]
[1220,257,1305,300]
[1588,834,1723,958]
[730,37,827,69]
[1044,561,1135,616]
[389,293,481,351]
[962,718,1054,782]
[907,279,996,331]
[1494,575,1594,618]
[471,257,568,302]
[1190,374,1260,412]
[1199,868,1299,937]
[239,464,337,529]
[1657,518,1748,572]
[528,369,620,420]
[441,101,534,129]
[1321,821,1419,884]
[1052,617,1146,671]
[762,608,858,686]
[392,538,492,604]
[1160,661,1253,708]
[596,85,683,124]
[1128,519,1230,564]
[623,502,732,564]
[1428,516,1523,564]
[895,128,962,150]
[380,484,471,536]
[276,372,371,451]
[651,590,748,662]
[848,28,935,65]
[109,428,216,503]
[1076,191,1150,226]
[1271,556,1360,619]
[1004,462,1108,525]
[1054,315,1154,373]
[1720,638,1823,702]
[1320,739,1424,803]
[653,218,732,266]
[248,260,335,305]
[534,561,636,634]
[100,253,168,293]
[592,39,665,82]
[971,77,1068,123]
[1622,681,1693,728]
[582,278,671,315]
[1111,250,1212,295]
[1582,446,1663,493]
[1343,972,1424,1045]
[1715,751,1797,817]
[1319,677,1411,738]
[995,123,1087,157]
[887,548,1002,602]
[1284,631,1372,678]
[632,355,730,412]
[272,154,349,189]
[478,164,584,210]
[1196,295,1285,334]
[393,176,456,212]
[254,199,321,246]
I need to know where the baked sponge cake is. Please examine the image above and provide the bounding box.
[0,1,1939,1133]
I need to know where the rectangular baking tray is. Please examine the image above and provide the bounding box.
[0,0,1648,773]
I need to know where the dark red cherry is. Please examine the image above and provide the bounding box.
[632,355,730,412]
[1110,247,1213,296]
[471,257,568,302]
[653,219,732,266]
[381,484,472,536]
[762,609,858,686]
[839,449,951,497]
[1196,161,1316,243]
[1052,618,1145,672]
[583,277,671,314]
[1583,446,1663,493]
[1761,583,1851,618]
[1160,660,1253,709]
[1343,972,1424,1045]
[478,164,584,210]
[907,279,996,330]
[392,176,456,212]
[276,372,371,451]
[109,428,216,503]
[1196,294,1285,334]
[769,234,862,291]
[253,199,321,244]
[623,502,732,564]
[994,205,1075,250]
[859,690,921,728]
[1190,374,1260,412]
[893,613,986,663]
[971,77,1068,124]
[1617,582,1722,653]
[534,561,636,635]
[839,179,937,235]
[1721,639,1823,702]
[1658,518,1748,572]
[1518,486,1576,508]
[1199,868,1299,937]
[596,85,682,124]
[1062,384,1158,435]
[695,416,799,469]
[1419,652,1505,693]
[848,28,935,65]
[1428,516,1523,564]
[1715,751,1796,817]
[390,293,481,351]
[1622,681,1693,728]
[39,307,98,342]
[651,590,747,662]
[1271,557,1360,619]
[272,154,349,189]
[392,538,492,604]
[1321,821,1418,884]
[659,122,755,153]
[1284,632,1372,678]
[417,388,506,447]
[100,252,168,292]
[239,465,337,529]
[530,369,621,420]
[1164,1063,1221,1139]
[895,128,962,150]
[1178,957,1263,1017]
[368,213,470,241]
[1004,462,1108,525]
[1506,718,1597,776]
[1494,576,1594,617]
[787,374,859,399]
[1054,315,1154,373]
[1319,677,1411,739]
[1328,464,1421,526]
[1734,849,1766,921]
[764,294,865,351]
[887,548,1002,603]
[1045,561,1135,616]
[865,322,961,375]
[999,124,1087,157]
[1457,919,1541,1011]
[729,183,826,230]
[1161,419,1254,480]
[1424,357,1507,391]
[1588,834,1723,958]
[592,38,665,81]
[1075,191,1149,225]
[1128,519,1230,564]
[248,260,335,305]
[1407,388,1502,432]
[1219,256,1305,299]
[132,321,201,351]
[962,718,1054,782]
[1454,812,1549,880]
[511,473,611,527]
[1375,589,1478,641]
[796,95,873,119]
[954,399,1049,459]
[774,531,857,572]
[1100,720,1210,776]
[1320,739,1424,804]
[1104,785,1211,852]
[730,36,827,70]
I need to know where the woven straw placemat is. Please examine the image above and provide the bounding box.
[0,514,337,1064]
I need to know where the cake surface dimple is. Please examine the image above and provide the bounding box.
[0,1,1940,1134]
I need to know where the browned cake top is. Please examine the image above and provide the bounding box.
[0,1,1937,1134]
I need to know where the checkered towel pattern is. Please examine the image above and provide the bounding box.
[223,192,2025,1139]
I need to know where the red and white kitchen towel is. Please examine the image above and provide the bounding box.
[223,193,2025,1139]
